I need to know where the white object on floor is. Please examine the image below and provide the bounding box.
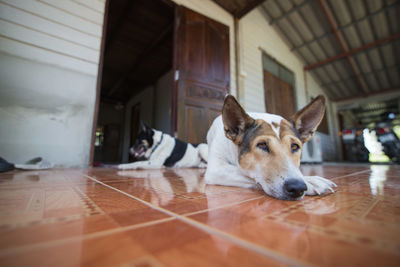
[15,157,53,170]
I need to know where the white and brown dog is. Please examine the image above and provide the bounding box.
[205,95,337,200]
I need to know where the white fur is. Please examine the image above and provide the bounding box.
[118,129,207,170]
[205,114,336,199]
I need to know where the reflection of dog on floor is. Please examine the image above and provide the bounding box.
[205,95,337,200]
[118,123,208,170]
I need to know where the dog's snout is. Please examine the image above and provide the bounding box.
[284,179,307,198]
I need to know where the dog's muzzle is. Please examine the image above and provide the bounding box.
[283,178,307,199]
[130,145,146,158]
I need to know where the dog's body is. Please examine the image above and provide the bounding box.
[205,95,336,200]
[118,124,207,170]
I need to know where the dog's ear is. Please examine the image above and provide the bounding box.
[139,121,153,135]
[290,95,326,143]
[139,120,147,132]
[222,95,255,144]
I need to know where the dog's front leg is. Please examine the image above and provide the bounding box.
[303,176,337,195]
[205,161,256,189]
[118,161,164,170]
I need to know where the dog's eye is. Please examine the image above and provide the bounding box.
[257,142,270,152]
[291,143,300,153]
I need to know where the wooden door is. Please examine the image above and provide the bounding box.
[172,6,230,143]
[264,71,296,120]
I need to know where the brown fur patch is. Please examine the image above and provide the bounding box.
[239,119,277,158]
[279,119,302,166]
[279,120,299,140]
[238,119,303,176]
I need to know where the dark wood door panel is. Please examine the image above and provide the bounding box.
[183,16,206,78]
[174,6,230,143]
[206,22,229,85]
[207,108,221,128]
[182,8,229,87]
[184,105,207,143]
[185,81,226,104]
[181,104,222,144]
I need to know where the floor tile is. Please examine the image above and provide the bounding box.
[0,220,284,267]
[1,164,399,266]
[188,168,400,266]
[0,172,169,251]
[93,168,265,215]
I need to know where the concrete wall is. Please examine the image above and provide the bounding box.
[0,0,105,167]
[238,8,338,160]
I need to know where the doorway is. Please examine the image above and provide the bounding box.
[92,1,230,165]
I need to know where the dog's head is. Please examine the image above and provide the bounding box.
[130,122,154,160]
[222,95,326,200]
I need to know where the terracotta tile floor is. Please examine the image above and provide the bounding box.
[0,164,399,266]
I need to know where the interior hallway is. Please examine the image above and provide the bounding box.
[0,164,399,266]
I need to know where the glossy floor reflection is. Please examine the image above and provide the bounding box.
[0,164,399,266]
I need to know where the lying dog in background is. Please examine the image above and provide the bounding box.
[118,123,207,169]
[205,95,337,200]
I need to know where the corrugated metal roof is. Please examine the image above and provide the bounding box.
[260,0,400,101]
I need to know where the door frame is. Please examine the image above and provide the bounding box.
[171,5,180,137]
[89,0,110,166]
[89,0,177,166]
[89,1,229,164]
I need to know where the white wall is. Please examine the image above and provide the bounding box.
[239,8,337,160]
[0,0,105,167]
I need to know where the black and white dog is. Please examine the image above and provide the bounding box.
[118,123,207,169]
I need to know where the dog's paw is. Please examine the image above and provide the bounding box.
[117,163,135,170]
[304,176,337,196]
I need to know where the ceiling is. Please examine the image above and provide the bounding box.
[212,0,266,18]
[339,97,400,128]
[213,0,400,102]
[100,0,174,103]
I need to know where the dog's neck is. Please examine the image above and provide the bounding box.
[145,130,163,158]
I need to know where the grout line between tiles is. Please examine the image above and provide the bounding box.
[360,198,380,219]
[183,195,265,217]
[330,169,371,180]
[0,217,176,258]
[84,175,313,267]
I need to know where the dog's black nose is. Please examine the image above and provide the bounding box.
[284,179,307,198]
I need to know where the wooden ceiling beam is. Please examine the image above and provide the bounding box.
[315,0,368,96]
[104,0,137,54]
[237,0,266,18]
[304,32,400,71]
[333,87,400,102]
[107,23,173,97]
[212,0,266,19]
[292,1,399,52]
